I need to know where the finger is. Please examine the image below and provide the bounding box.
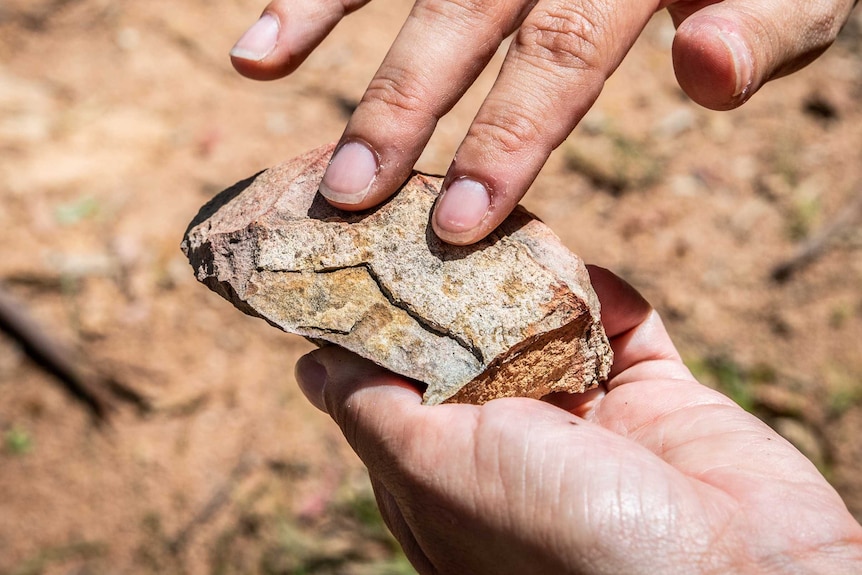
[317,0,528,211]
[585,265,688,385]
[294,353,330,412]
[293,346,435,459]
[294,345,483,488]
[230,0,371,81]
[585,265,651,339]
[431,0,661,245]
[369,476,436,574]
[543,385,606,416]
[668,0,857,110]
[294,346,423,414]
[604,310,690,386]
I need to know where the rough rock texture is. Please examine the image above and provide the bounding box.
[182,144,612,405]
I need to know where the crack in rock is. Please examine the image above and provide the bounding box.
[360,263,486,365]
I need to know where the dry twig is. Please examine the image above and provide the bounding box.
[772,190,862,282]
[0,285,148,422]
[169,452,259,554]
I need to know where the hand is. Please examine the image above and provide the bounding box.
[294,266,862,574]
[230,0,857,245]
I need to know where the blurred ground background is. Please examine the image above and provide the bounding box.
[0,0,861,573]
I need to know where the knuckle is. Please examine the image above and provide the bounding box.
[801,2,843,48]
[412,0,507,40]
[516,5,605,73]
[468,109,545,156]
[414,0,488,21]
[362,66,431,117]
[753,2,844,78]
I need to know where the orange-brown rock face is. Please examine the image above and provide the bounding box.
[182,144,612,405]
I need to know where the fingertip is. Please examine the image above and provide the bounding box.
[432,177,494,245]
[307,347,425,418]
[231,0,350,82]
[431,217,497,246]
[319,140,379,207]
[230,11,296,81]
[301,348,431,478]
[230,57,294,82]
[431,228,484,246]
[673,17,755,110]
[585,265,653,338]
[295,353,329,412]
[230,12,280,62]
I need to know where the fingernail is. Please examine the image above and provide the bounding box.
[434,177,490,234]
[295,354,328,412]
[319,141,378,205]
[230,13,279,62]
[716,30,753,99]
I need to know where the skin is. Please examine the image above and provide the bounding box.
[231,0,858,245]
[294,266,862,574]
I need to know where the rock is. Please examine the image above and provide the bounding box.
[652,106,696,138]
[182,144,612,405]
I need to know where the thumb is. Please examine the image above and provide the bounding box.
[669,0,856,110]
[294,345,426,454]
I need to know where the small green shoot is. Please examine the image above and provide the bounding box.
[826,368,862,417]
[786,193,821,241]
[10,541,106,575]
[54,196,101,226]
[563,128,664,193]
[5,426,33,455]
[687,355,763,413]
[829,302,853,329]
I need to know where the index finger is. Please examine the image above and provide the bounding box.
[316,0,529,210]
[230,0,371,81]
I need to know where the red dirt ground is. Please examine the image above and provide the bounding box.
[1,1,861,573]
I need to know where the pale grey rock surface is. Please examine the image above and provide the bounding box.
[182,144,612,405]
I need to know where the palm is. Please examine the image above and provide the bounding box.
[297,267,862,574]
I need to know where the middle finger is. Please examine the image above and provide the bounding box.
[433,0,662,244]
[318,0,532,209]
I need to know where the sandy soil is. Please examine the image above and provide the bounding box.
[0,1,861,573]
